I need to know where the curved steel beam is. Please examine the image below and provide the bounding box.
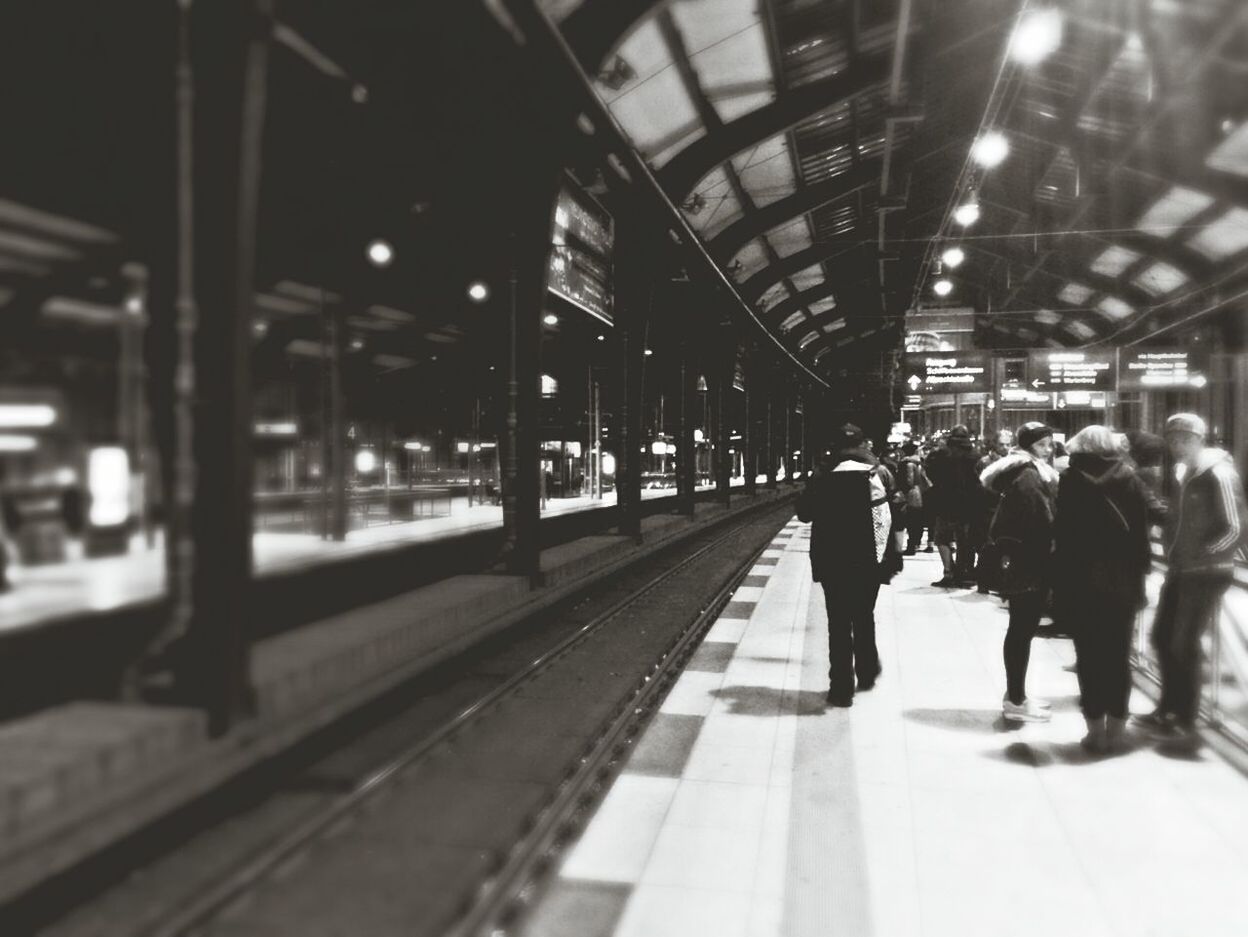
[659,55,892,200]
[561,0,667,75]
[708,160,882,262]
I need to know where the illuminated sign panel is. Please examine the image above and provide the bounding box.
[901,352,990,395]
[1028,349,1117,391]
[1119,349,1208,390]
[548,181,614,327]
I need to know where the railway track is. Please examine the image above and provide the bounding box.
[22,501,795,937]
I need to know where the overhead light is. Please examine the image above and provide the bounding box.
[355,449,378,473]
[0,434,37,452]
[953,200,980,227]
[971,131,1010,169]
[366,239,394,267]
[941,246,966,268]
[933,279,954,297]
[596,334,605,342]
[543,313,559,326]
[1010,8,1063,66]
[0,404,57,428]
[349,337,364,351]
[467,280,490,303]
[644,348,653,356]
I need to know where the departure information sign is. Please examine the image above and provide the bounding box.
[1027,349,1117,392]
[1119,348,1208,390]
[548,180,614,327]
[901,352,990,395]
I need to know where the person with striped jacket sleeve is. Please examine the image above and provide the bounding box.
[1136,413,1248,747]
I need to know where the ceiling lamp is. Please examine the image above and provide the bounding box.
[466,280,490,303]
[543,313,559,326]
[941,246,966,268]
[971,131,1010,169]
[953,200,980,227]
[932,279,954,297]
[1010,8,1064,66]
[366,239,394,267]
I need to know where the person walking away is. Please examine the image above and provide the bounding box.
[796,423,890,707]
[980,422,1059,722]
[899,442,929,555]
[1135,414,1248,747]
[1052,426,1153,753]
[924,425,980,586]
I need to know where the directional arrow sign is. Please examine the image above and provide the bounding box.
[908,374,923,390]
[901,353,990,395]
[1031,378,1044,389]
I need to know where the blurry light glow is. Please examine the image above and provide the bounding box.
[601,453,616,475]
[933,279,954,297]
[88,447,130,527]
[349,338,364,351]
[403,441,424,450]
[0,434,37,452]
[541,374,558,396]
[644,348,654,356]
[543,313,559,326]
[467,281,490,303]
[124,295,144,315]
[1010,8,1063,65]
[355,449,378,473]
[651,441,667,455]
[971,131,1010,168]
[953,201,980,226]
[366,239,394,267]
[694,429,705,443]
[597,334,605,342]
[941,247,965,268]
[457,442,470,454]
[0,404,57,428]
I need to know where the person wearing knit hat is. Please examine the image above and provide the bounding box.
[924,423,981,586]
[979,422,1060,722]
[1136,412,1248,747]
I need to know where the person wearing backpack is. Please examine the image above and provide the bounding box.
[796,423,890,708]
[1135,414,1248,748]
[980,422,1060,723]
[898,442,929,555]
[1052,426,1153,753]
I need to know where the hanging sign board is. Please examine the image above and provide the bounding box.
[1119,348,1208,391]
[548,179,614,327]
[1027,349,1117,392]
[901,352,990,395]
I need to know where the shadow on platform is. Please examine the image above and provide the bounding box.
[715,685,828,717]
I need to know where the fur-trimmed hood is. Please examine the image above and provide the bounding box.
[980,450,1059,494]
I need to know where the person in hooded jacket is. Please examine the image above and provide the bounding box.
[980,422,1060,722]
[796,423,890,707]
[1136,414,1248,746]
[1053,426,1154,753]
[924,424,981,587]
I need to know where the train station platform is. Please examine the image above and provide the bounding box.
[0,481,743,637]
[525,519,1248,937]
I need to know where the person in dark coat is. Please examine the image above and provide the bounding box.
[924,424,981,587]
[980,422,1059,722]
[1053,426,1153,753]
[1136,413,1248,747]
[796,423,890,708]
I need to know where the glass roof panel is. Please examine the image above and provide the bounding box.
[1057,282,1094,305]
[821,318,845,332]
[1034,309,1061,326]
[1206,120,1248,180]
[1186,207,1248,260]
[788,263,824,293]
[764,217,813,257]
[798,329,820,350]
[1132,261,1189,296]
[1135,185,1216,238]
[732,135,796,207]
[607,64,701,157]
[1097,296,1134,320]
[759,281,789,311]
[1065,320,1096,340]
[780,310,805,332]
[730,240,769,281]
[1089,245,1142,277]
[808,295,837,315]
[597,19,673,106]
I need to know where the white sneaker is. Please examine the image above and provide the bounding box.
[1003,699,1051,723]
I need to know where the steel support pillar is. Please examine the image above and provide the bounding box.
[181,0,272,733]
[742,347,756,495]
[676,340,696,516]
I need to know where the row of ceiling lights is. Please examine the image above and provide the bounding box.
[931,7,1065,300]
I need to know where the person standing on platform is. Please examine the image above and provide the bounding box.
[1052,426,1153,753]
[1136,414,1247,747]
[899,442,930,555]
[980,422,1060,722]
[797,423,890,708]
[973,430,1014,592]
[924,424,980,586]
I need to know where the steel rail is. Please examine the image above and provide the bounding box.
[147,504,791,937]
